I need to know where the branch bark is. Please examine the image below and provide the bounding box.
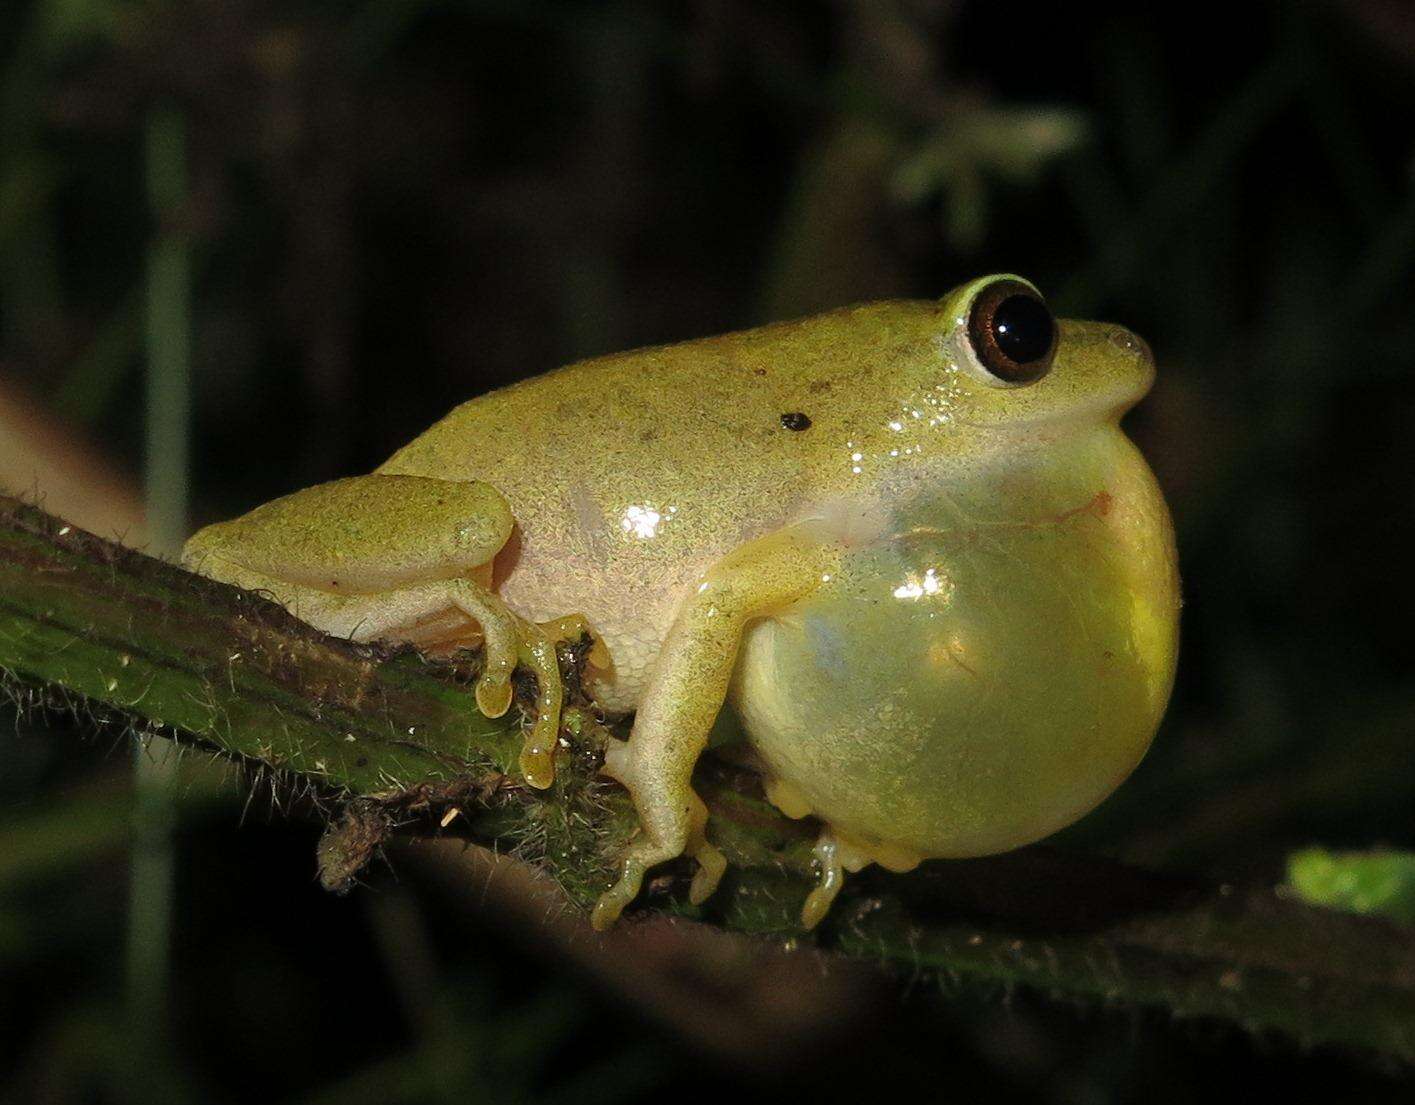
[2,492,1412,1063]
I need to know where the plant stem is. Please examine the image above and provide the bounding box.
[2,494,1413,1064]
[129,100,192,1037]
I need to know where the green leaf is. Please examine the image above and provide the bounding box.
[1287,848,1415,926]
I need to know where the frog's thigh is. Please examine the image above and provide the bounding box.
[590,523,840,930]
[183,474,567,788]
[184,475,515,585]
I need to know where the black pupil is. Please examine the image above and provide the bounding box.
[991,294,1054,364]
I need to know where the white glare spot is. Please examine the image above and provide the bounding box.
[887,420,903,432]
[620,504,663,539]
[892,567,951,601]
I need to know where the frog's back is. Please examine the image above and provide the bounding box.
[381,299,937,498]
[377,299,937,708]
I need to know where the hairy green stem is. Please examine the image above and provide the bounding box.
[1,493,1412,1063]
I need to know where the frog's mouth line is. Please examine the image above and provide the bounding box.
[952,399,1138,434]
[949,354,1154,433]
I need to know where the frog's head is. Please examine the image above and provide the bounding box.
[736,276,1180,867]
[931,274,1154,433]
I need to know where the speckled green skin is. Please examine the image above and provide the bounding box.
[182,274,1180,928]
[372,284,1168,718]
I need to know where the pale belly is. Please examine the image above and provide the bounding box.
[480,455,819,712]
[497,548,703,713]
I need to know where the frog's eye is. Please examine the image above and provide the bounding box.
[964,279,1057,386]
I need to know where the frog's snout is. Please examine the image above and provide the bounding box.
[1047,318,1156,422]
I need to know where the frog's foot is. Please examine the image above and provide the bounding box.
[510,612,609,790]
[536,613,612,670]
[591,742,724,929]
[418,583,533,736]
[212,571,562,790]
[179,474,573,787]
[799,822,924,930]
[589,818,725,929]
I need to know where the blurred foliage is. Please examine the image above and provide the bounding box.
[3,0,1415,1101]
[1289,848,1415,926]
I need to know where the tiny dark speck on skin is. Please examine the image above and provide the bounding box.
[780,412,812,431]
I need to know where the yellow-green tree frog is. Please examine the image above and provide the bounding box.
[182,275,1180,931]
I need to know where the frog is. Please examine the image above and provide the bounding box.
[181,274,1180,932]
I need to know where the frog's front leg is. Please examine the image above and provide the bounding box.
[590,522,843,930]
[181,474,575,789]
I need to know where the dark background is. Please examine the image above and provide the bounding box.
[3,1,1415,1102]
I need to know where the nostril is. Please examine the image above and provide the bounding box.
[1107,326,1153,364]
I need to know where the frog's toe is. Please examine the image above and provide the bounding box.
[537,613,611,671]
[514,621,565,790]
[586,636,611,670]
[474,672,514,719]
[591,856,649,930]
[688,840,727,906]
[474,625,518,719]
[801,828,845,930]
[518,728,558,791]
[684,791,725,906]
[797,827,922,928]
[591,827,723,926]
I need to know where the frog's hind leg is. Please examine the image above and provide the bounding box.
[760,775,924,929]
[182,474,582,789]
[194,566,569,788]
[799,822,923,929]
[590,522,841,930]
